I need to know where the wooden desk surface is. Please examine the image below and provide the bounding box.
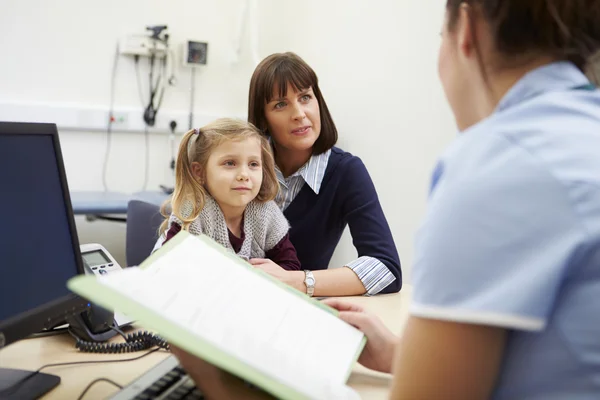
[0,287,412,399]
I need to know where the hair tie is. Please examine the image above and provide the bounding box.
[187,128,201,160]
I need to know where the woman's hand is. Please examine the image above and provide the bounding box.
[322,299,398,373]
[249,258,304,291]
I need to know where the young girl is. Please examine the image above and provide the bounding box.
[154,118,301,271]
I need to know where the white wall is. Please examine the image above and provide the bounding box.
[256,0,456,281]
[0,0,258,267]
[0,0,456,281]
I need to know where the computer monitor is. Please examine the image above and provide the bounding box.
[0,122,89,399]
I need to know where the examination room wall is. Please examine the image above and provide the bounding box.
[0,0,456,281]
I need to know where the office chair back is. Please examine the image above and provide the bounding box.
[125,200,165,266]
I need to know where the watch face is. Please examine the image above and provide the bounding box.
[306,277,315,286]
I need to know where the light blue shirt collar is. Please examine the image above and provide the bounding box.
[496,61,590,112]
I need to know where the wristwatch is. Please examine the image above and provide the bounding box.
[303,270,315,297]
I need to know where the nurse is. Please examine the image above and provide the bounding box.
[172,0,600,398]
[329,0,600,398]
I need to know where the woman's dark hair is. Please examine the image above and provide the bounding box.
[446,0,600,71]
[248,52,338,155]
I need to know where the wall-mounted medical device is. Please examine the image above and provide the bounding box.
[182,40,208,67]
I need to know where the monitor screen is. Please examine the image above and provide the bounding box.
[0,122,88,399]
[0,125,85,327]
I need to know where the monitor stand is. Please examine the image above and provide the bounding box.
[0,368,60,399]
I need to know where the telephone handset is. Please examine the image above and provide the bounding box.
[66,244,167,353]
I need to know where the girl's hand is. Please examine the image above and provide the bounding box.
[249,258,290,281]
[249,258,305,291]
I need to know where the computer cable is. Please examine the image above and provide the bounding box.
[0,348,162,398]
[76,377,123,400]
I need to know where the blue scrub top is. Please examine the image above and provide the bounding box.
[411,61,600,399]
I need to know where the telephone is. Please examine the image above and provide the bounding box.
[79,243,133,328]
[65,244,167,353]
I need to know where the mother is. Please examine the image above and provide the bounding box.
[247,52,402,296]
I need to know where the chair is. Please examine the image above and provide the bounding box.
[125,200,165,267]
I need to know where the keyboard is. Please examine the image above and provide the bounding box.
[108,355,204,400]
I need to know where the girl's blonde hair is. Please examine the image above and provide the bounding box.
[159,118,278,235]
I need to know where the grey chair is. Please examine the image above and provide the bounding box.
[125,200,165,267]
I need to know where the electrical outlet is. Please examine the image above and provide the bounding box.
[110,111,129,129]
[119,35,167,58]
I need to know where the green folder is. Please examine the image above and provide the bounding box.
[67,231,366,400]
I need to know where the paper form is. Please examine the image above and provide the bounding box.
[95,235,364,399]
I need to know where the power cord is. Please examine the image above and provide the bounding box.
[0,348,162,398]
[77,378,123,400]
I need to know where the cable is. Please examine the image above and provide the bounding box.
[248,0,261,65]
[76,377,123,400]
[149,52,155,97]
[156,55,167,111]
[73,330,169,354]
[134,55,146,107]
[108,323,128,340]
[143,49,166,127]
[136,42,170,192]
[143,53,157,126]
[143,124,150,191]
[188,68,196,130]
[169,120,177,173]
[0,348,161,398]
[135,55,151,192]
[101,43,120,192]
[167,48,177,85]
[232,0,250,64]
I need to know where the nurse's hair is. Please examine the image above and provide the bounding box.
[445,0,600,74]
[159,118,278,235]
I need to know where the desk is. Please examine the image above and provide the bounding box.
[70,191,169,222]
[0,288,412,399]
